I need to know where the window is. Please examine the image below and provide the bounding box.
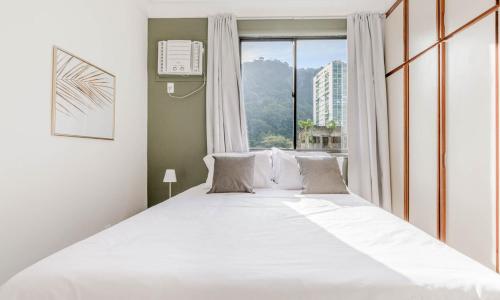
[240,41,294,149]
[241,38,347,152]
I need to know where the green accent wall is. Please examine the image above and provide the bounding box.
[148,19,208,207]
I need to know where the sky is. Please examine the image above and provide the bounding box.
[241,39,347,69]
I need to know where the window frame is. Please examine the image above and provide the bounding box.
[239,36,348,152]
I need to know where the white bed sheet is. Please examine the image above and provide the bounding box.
[1,185,500,300]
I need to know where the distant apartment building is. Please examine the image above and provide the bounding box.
[313,61,347,127]
[310,61,348,151]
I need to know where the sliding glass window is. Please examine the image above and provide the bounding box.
[241,38,347,152]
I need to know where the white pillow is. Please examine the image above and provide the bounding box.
[275,151,303,189]
[272,148,339,190]
[203,150,273,188]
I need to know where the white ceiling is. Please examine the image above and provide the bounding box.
[148,0,395,18]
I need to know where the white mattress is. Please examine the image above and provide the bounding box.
[1,185,500,300]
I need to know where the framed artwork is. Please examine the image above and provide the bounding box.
[51,47,115,140]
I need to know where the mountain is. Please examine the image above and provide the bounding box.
[242,59,321,148]
[296,67,319,121]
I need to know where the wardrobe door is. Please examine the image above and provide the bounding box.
[387,70,405,219]
[444,0,496,35]
[385,3,404,73]
[408,0,438,58]
[409,47,439,237]
[446,14,496,269]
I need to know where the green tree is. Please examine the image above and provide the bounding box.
[298,119,314,130]
[298,119,315,148]
[260,134,293,148]
[326,120,337,130]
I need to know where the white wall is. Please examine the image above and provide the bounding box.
[147,0,394,18]
[0,0,148,284]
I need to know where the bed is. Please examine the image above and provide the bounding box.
[1,184,500,300]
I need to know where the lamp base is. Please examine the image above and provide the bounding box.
[169,182,172,199]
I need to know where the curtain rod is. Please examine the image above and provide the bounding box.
[236,16,347,20]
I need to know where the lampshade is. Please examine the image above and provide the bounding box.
[163,169,177,183]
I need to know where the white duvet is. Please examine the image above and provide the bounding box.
[1,185,500,300]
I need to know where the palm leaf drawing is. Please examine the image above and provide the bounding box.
[55,49,114,117]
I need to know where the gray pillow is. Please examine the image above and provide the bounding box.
[208,155,255,193]
[296,156,349,194]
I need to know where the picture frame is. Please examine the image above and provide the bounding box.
[51,46,116,140]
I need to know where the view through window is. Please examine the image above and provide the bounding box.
[241,38,347,152]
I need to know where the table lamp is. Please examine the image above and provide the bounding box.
[163,169,177,199]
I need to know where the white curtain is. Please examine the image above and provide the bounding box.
[206,14,249,154]
[347,13,392,210]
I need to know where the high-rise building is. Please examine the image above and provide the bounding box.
[312,60,348,151]
[312,61,347,128]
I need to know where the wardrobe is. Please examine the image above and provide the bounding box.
[385,0,499,271]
